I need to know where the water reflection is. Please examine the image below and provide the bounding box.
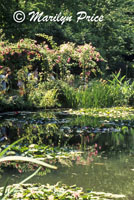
[1,110,134,198]
[0,152,134,198]
[0,111,134,153]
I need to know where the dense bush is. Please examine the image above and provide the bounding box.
[0,36,133,112]
[0,38,105,86]
[0,73,134,112]
[0,0,133,76]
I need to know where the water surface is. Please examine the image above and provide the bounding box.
[0,110,134,199]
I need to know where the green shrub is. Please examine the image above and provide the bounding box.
[27,82,59,108]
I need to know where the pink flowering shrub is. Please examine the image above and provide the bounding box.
[0,38,50,71]
[52,42,104,80]
[52,42,76,79]
[75,43,104,81]
[0,38,105,82]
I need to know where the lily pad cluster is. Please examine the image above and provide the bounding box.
[67,107,134,120]
[0,144,88,172]
[0,183,125,200]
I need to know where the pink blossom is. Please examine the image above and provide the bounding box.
[18,169,22,173]
[0,66,3,69]
[86,71,91,76]
[95,150,98,155]
[28,52,31,55]
[89,152,93,157]
[73,192,80,198]
[20,39,24,43]
[99,146,102,150]
[58,56,61,59]
[16,193,23,198]
[96,58,99,62]
[56,60,60,63]
[76,156,80,161]
[95,143,98,148]
[67,57,71,63]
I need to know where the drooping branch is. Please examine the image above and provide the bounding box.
[0,156,57,169]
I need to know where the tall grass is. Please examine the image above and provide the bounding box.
[75,81,113,108]
[62,72,134,108]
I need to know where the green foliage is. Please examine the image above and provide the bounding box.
[55,73,134,108]
[0,93,26,112]
[0,178,9,200]
[0,0,134,76]
[0,137,26,158]
[0,182,126,199]
[0,74,134,112]
[0,38,49,75]
[40,89,58,108]
[0,167,42,200]
[55,42,104,80]
[35,33,58,50]
[0,39,104,84]
[58,81,78,108]
[108,71,132,105]
[27,82,59,108]
[0,137,57,199]
[0,35,133,111]
[76,81,111,108]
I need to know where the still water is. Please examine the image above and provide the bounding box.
[0,110,134,199]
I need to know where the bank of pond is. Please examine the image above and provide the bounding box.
[0,107,134,199]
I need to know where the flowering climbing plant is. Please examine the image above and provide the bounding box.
[0,37,105,82]
[75,43,105,82]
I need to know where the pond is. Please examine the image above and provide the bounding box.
[0,108,134,199]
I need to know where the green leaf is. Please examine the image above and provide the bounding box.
[0,136,26,158]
